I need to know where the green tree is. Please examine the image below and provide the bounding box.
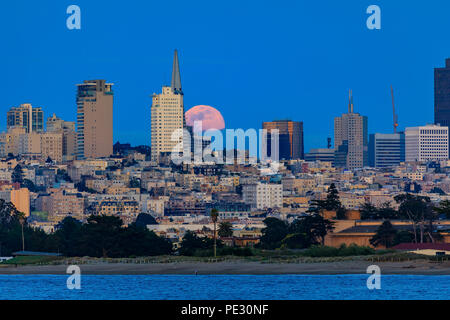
[394,194,433,243]
[79,215,124,258]
[281,233,310,249]
[218,221,233,238]
[378,202,399,220]
[260,217,289,249]
[324,183,342,211]
[335,206,348,220]
[129,177,141,189]
[394,230,415,246]
[361,202,399,220]
[360,202,379,220]
[309,183,344,218]
[52,217,83,256]
[11,165,24,184]
[0,199,22,228]
[370,221,397,248]
[135,213,158,227]
[0,199,52,255]
[75,176,97,193]
[119,224,172,256]
[56,169,72,183]
[22,179,39,193]
[178,231,214,256]
[434,200,450,219]
[289,214,335,247]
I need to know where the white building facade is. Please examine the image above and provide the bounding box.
[405,124,449,162]
[151,51,185,162]
[243,183,283,210]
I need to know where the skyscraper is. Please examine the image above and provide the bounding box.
[151,50,185,162]
[334,91,368,169]
[7,104,44,133]
[262,120,304,160]
[76,80,114,159]
[434,58,450,155]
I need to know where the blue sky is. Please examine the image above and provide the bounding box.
[1,0,450,152]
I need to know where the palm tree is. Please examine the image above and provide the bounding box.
[18,213,25,251]
[210,209,219,258]
[218,222,233,238]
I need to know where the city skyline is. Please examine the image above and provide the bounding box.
[2,1,450,304]
[3,1,450,153]
[3,55,447,157]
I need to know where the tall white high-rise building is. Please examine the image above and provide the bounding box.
[405,124,449,162]
[151,50,185,162]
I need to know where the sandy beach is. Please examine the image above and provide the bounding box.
[0,260,449,275]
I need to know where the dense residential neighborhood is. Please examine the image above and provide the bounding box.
[1,54,450,259]
[1,146,450,257]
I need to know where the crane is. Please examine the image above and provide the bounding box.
[391,85,399,133]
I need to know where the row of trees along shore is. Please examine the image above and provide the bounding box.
[310,183,450,247]
[0,203,172,257]
[2,182,450,257]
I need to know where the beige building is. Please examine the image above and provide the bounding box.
[0,127,63,163]
[76,80,114,159]
[40,132,63,163]
[282,177,317,195]
[47,114,77,161]
[97,200,140,225]
[18,132,41,156]
[334,91,368,169]
[0,127,26,156]
[151,50,185,162]
[11,188,30,217]
[36,190,84,222]
[144,198,166,216]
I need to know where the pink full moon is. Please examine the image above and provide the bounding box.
[185,105,225,131]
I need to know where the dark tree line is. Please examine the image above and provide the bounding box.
[369,221,416,248]
[177,230,253,257]
[178,230,221,256]
[0,200,172,257]
[362,194,449,245]
[259,215,335,250]
[49,215,172,258]
[309,183,449,246]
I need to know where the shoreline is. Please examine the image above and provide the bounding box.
[0,260,449,275]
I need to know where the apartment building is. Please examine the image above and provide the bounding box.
[243,183,283,210]
[405,124,449,162]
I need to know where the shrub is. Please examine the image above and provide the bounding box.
[302,246,339,257]
[302,244,375,257]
